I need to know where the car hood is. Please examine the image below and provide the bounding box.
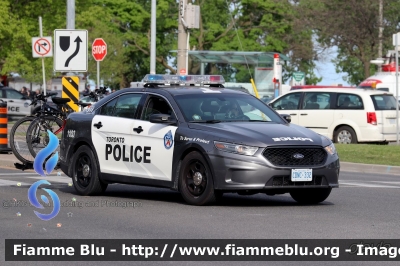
[188,122,327,147]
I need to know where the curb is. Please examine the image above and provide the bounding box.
[340,162,400,176]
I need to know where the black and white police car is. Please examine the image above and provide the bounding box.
[60,75,340,205]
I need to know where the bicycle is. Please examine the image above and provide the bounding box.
[10,92,72,166]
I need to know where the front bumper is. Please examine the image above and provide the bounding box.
[209,151,340,192]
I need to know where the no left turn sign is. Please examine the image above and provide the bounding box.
[32,37,53,58]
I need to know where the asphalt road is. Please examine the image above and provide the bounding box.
[0,168,399,266]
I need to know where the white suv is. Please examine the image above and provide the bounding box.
[269,88,399,144]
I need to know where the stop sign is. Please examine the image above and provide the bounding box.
[92,38,107,61]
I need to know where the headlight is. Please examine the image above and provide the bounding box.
[324,143,337,155]
[214,141,258,156]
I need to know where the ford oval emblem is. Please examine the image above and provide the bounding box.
[293,153,304,159]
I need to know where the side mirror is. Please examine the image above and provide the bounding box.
[280,114,291,123]
[149,114,177,125]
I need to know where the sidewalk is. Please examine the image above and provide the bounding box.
[1,152,399,176]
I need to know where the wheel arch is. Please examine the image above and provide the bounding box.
[333,123,359,143]
[173,143,216,191]
[67,139,101,178]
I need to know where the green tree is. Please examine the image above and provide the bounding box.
[298,0,400,85]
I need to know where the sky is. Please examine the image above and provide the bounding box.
[313,46,351,86]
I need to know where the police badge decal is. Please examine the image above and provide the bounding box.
[164,130,174,150]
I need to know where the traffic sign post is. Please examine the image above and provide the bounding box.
[92,38,107,89]
[54,29,88,72]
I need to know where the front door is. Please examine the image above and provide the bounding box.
[131,94,178,181]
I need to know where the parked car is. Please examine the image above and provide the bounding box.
[0,86,32,119]
[269,88,399,144]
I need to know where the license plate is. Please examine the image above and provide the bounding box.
[291,169,312,182]
[388,118,396,125]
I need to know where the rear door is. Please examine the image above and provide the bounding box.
[370,94,399,136]
[91,93,144,175]
[298,91,334,137]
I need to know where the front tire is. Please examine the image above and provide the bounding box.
[178,151,216,205]
[290,188,332,204]
[72,145,107,196]
[334,126,357,144]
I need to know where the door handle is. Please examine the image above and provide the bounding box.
[290,113,297,116]
[300,114,308,116]
[9,100,14,102]
[93,122,103,129]
[133,126,143,134]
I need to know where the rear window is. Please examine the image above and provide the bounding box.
[370,95,397,110]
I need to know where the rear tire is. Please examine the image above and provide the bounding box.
[10,116,36,164]
[334,126,357,144]
[26,116,63,158]
[71,145,107,196]
[290,188,332,204]
[178,151,216,205]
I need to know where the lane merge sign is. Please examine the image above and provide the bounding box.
[54,29,88,72]
[92,38,107,61]
[32,37,53,57]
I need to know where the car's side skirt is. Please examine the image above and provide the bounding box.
[100,173,174,189]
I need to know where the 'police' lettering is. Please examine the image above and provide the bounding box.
[106,144,112,160]
[144,147,151,163]
[134,146,142,163]
[105,144,151,164]
[113,145,121,161]
[8,106,20,112]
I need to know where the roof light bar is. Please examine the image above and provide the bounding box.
[142,74,225,85]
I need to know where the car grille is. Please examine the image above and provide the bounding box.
[263,147,327,167]
[272,175,325,187]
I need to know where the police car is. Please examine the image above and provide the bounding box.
[0,86,33,118]
[59,75,340,205]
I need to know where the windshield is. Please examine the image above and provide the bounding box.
[174,93,285,123]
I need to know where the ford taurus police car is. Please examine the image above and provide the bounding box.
[59,75,340,206]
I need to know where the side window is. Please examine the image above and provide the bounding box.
[336,93,363,109]
[6,89,24,99]
[99,97,118,116]
[113,93,142,119]
[141,95,175,121]
[302,92,331,110]
[270,92,301,110]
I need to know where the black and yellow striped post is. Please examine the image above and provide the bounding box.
[62,76,80,112]
[0,101,11,153]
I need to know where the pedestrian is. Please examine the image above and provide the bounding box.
[0,77,3,86]
[20,87,28,97]
[83,85,90,96]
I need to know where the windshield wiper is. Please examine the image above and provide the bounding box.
[189,120,221,124]
[246,120,272,122]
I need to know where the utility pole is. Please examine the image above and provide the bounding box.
[378,0,383,72]
[150,0,156,74]
[177,0,188,75]
[67,0,75,30]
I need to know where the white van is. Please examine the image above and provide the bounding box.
[269,88,399,144]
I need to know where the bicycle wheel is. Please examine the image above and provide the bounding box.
[10,116,36,164]
[27,115,64,158]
